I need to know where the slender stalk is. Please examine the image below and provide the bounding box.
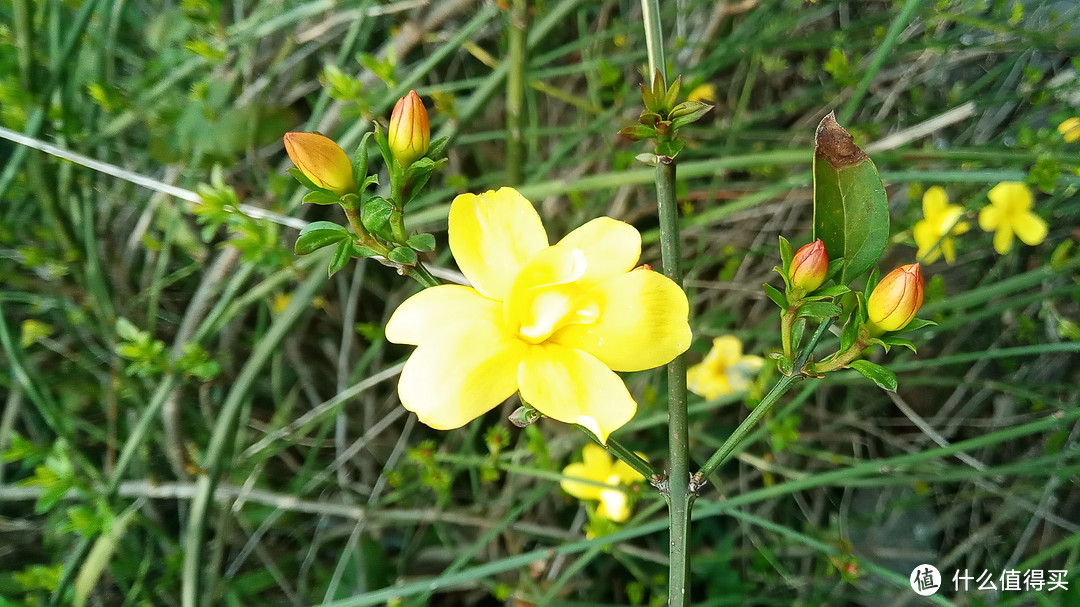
[603,436,657,480]
[505,0,526,185]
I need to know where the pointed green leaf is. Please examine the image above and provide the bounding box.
[427,136,450,161]
[302,190,341,205]
[839,314,860,353]
[891,317,937,334]
[328,240,353,277]
[352,243,379,258]
[287,167,326,192]
[812,113,889,283]
[850,360,897,392]
[663,75,681,113]
[778,236,794,271]
[795,301,842,319]
[362,196,393,234]
[879,336,917,353]
[295,221,349,255]
[352,131,373,189]
[812,284,851,298]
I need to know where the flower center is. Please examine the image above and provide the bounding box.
[505,246,599,344]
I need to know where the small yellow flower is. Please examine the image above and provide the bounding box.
[1058,117,1080,143]
[388,90,430,168]
[687,83,716,103]
[686,336,764,401]
[283,132,356,196]
[385,188,691,443]
[561,444,645,523]
[913,186,970,264]
[978,182,1047,254]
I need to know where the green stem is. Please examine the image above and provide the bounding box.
[780,307,796,360]
[505,0,526,186]
[603,436,658,480]
[342,206,390,257]
[695,319,834,481]
[804,325,869,375]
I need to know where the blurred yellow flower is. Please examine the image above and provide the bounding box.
[1058,117,1080,143]
[561,444,645,522]
[913,186,969,264]
[687,83,716,103]
[385,188,691,443]
[687,335,763,400]
[978,182,1047,254]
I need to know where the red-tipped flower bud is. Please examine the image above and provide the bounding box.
[788,239,829,292]
[867,263,924,332]
[388,90,430,169]
[283,132,355,196]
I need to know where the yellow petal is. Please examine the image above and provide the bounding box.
[978,205,1001,232]
[687,361,733,400]
[597,488,631,522]
[941,238,956,264]
[449,188,549,300]
[953,220,970,236]
[517,343,637,444]
[397,320,526,430]
[993,225,1014,255]
[551,269,691,372]
[556,217,641,284]
[560,462,605,500]
[504,246,592,343]
[987,182,1032,212]
[913,220,941,264]
[581,443,612,473]
[922,186,948,219]
[1013,212,1048,246]
[385,285,501,346]
[710,336,744,368]
[612,453,647,484]
[1058,117,1080,143]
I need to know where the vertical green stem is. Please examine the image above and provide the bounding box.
[505,0,526,185]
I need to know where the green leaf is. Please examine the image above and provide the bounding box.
[656,139,684,158]
[372,121,393,170]
[764,283,787,309]
[669,101,711,131]
[389,246,417,266]
[427,136,450,161]
[865,266,881,297]
[406,233,436,252]
[812,284,851,298]
[855,291,869,325]
[294,221,349,255]
[812,113,889,283]
[796,301,842,319]
[328,240,353,277]
[839,315,860,353]
[879,336,917,353]
[352,244,379,258]
[302,190,340,205]
[891,317,937,334]
[663,75,681,113]
[362,197,393,234]
[617,125,655,141]
[849,360,897,392]
[287,167,324,192]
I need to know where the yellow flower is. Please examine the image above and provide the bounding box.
[687,83,716,103]
[385,187,691,443]
[978,182,1047,254]
[686,335,763,401]
[561,444,645,523]
[1058,117,1080,143]
[913,186,969,264]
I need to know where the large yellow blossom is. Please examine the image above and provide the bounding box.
[561,444,645,522]
[978,182,1047,255]
[686,335,763,401]
[385,188,691,443]
[913,186,969,264]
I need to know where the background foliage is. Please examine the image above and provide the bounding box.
[1,0,1079,605]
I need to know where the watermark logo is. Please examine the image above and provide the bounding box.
[910,564,942,596]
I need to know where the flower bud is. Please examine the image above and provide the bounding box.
[283,132,355,196]
[867,263,924,332]
[388,90,430,168]
[788,239,828,292]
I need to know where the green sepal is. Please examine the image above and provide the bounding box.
[656,139,684,159]
[388,246,417,266]
[426,136,450,161]
[302,190,340,205]
[764,283,787,310]
[796,301,842,320]
[328,239,353,277]
[773,265,793,291]
[362,196,393,235]
[640,82,657,113]
[849,360,897,392]
[778,235,794,272]
[361,174,379,193]
[877,336,917,353]
[406,233,436,252]
[509,404,543,428]
[294,221,349,255]
[372,121,394,172]
[352,131,373,190]
[812,113,889,284]
[868,337,890,353]
[287,167,327,193]
[774,353,794,377]
[855,291,869,325]
[890,318,937,334]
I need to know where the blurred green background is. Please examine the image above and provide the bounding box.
[1,0,1079,605]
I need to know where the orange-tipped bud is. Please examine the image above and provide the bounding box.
[283,132,355,196]
[789,239,829,292]
[867,263,924,332]
[388,90,430,168]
